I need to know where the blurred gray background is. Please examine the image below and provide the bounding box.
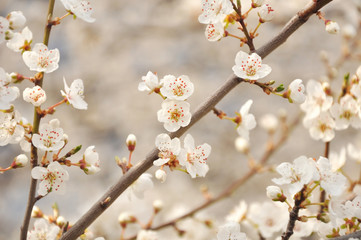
[0,0,360,239]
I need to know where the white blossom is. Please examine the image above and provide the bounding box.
[128,173,153,200]
[7,11,26,30]
[272,156,319,196]
[60,0,95,23]
[160,74,194,100]
[330,94,361,130]
[325,21,340,34]
[217,222,247,240]
[0,67,20,109]
[232,51,271,80]
[32,121,65,152]
[27,219,60,240]
[198,0,233,24]
[0,111,24,146]
[288,79,306,103]
[205,22,224,42]
[259,113,278,132]
[316,156,347,196]
[61,78,88,110]
[22,43,60,73]
[154,133,180,166]
[303,112,336,142]
[6,26,32,52]
[226,201,247,223]
[236,100,256,141]
[347,143,361,163]
[138,71,162,93]
[252,0,265,8]
[258,4,275,23]
[82,146,100,174]
[329,147,346,172]
[157,99,191,132]
[23,86,46,106]
[178,134,211,178]
[136,230,158,240]
[234,137,249,154]
[31,161,69,196]
[0,17,9,44]
[301,79,333,120]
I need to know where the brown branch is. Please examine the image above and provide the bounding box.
[20,0,56,239]
[60,0,333,239]
[331,230,361,240]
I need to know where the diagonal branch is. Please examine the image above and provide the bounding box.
[60,0,333,239]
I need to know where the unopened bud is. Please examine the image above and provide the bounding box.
[325,20,340,34]
[342,24,356,39]
[266,185,286,202]
[12,154,28,168]
[118,212,135,226]
[31,206,43,218]
[155,169,167,183]
[56,216,66,227]
[234,137,249,154]
[126,134,136,152]
[260,114,278,133]
[153,200,163,213]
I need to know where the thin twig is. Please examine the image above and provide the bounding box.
[20,0,56,239]
[331,230,361,240]
[60,1,333,239]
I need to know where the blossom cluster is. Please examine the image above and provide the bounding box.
[139,71,194,132]
[301,67,361,142]
[153,133,211,181]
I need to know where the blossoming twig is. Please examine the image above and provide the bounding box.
[60,1,333,239]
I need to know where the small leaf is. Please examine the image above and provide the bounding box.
[275,84,284,92]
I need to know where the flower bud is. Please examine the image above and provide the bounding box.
[342,24,356,39]
[252,0,265,8]
[7,11,26,30]
[325,20,340,34]
[31,206,43,218]
[266,185,286,202]
[153,199,163,213]
[155,169,167,183]
[56,216,66,227]
[260,114,279,132]
[118,212,135,226]
[234,137,249,154]
[126,134,136,152]
[12,154,28,168]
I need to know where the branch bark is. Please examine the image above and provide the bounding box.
[60,0,333,239]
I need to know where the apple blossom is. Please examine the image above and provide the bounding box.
[153,133,181,166]
[138,71,162,93]
[27,219,60,240]
[22,43,60,73]
[258,4,275,23]
[128,173,153,200]
[31,161,69,196]
[136,230,158,240]
[330,94,361,130]
[82,146,100,175]
[272,156,319,196]
[157,99,191,132]
[7,11,26,30]
[198,0,233,24]
[236,100,257,141]
[226,201,247,223]
[32,121,65,152]
[205,22,224,42]
[217,222,247,240]
[178,134,211,178]
[6,26,32,52]
[23,86,46,107]
[0,17,9,44]
[232,51,272,80]
[316,156,347,196]
[303,112,336,142]
[60,0,96,23]
[61,78,88,110]
[288,79,306,103]
[301,79,333,119]
[325,21,340,34]
[160,74,194,100]
[0,67,20,109]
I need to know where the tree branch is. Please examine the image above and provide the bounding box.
[331,230,361,240]
[60,0,333,239]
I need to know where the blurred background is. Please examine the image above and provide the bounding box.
[0,0,360,239]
